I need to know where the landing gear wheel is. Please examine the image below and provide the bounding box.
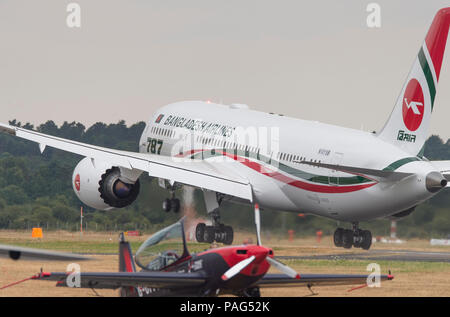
[333,228,344,247]
[171,198,180,213]
[353,229,363,248]
[196,223,206,243]
[162,198,171,212]
[223,226,234,245]
[342,229,353,249]
[361,230,372,250]
[204,226,215,244]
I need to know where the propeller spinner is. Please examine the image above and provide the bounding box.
[220,204,300,282]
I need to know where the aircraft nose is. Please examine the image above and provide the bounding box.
[426,171,447,193]
[249,246,270,262]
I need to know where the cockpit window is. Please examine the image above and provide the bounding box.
[135,221,186,271]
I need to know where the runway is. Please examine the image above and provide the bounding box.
[278,249,450,263]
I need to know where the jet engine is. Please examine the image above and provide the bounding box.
[72,157,141,210]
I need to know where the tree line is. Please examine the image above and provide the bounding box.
[0,120,449,238]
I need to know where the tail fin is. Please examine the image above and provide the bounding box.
[119,232,136,273]
[118,232,141,297]
[378,8,450,156]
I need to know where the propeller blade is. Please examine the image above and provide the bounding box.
[221,256,256,281]
[253,203,299,279]
[267,257,300,279]
[254,204,262,246]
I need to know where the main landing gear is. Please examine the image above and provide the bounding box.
[195,210,234,245]
[333,223,372,250]
[161,184,234,244]
[195,190,234,245]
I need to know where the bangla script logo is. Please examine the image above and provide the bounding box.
[402,78,424,132]
[397,130,416,143]
[74,174,81,191]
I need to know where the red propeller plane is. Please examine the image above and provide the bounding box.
[32,206,393,297]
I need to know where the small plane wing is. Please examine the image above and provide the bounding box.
[0,244,90,261]
[256,273,394,288]
[296,160,414,182]
[0,123,253,201]
[33,271,207,290]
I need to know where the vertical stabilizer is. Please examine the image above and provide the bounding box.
[119,232,136,273]
[118,232,140,297]
[378,8,450,155]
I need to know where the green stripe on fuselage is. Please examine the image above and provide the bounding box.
[382,157,421,171]
[190,149,371,185]
[189,150,420,186]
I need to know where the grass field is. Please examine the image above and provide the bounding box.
[1,230,450,297]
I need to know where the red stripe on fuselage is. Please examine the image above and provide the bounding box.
[222,152,376,193]
[181,149,376,193]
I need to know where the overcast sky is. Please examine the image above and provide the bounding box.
[1,0,450,139]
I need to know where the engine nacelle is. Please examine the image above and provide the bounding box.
[72,157,141,210]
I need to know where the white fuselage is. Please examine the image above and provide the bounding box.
[139,101,438,222]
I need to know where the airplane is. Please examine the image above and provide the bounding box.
[2,8,450,250]
[31,211,393,297]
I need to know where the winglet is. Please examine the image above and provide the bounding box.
[0,123,16,136]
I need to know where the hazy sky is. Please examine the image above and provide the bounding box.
[1,0,450,139]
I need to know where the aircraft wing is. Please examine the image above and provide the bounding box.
[297,160,414,182]
[0,123,253,201]
[0,244,90,261]
[33,271,207,290]
[256,273,394,288]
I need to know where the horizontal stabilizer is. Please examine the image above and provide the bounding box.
[430,160,450,184]
[296,160,414,182]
